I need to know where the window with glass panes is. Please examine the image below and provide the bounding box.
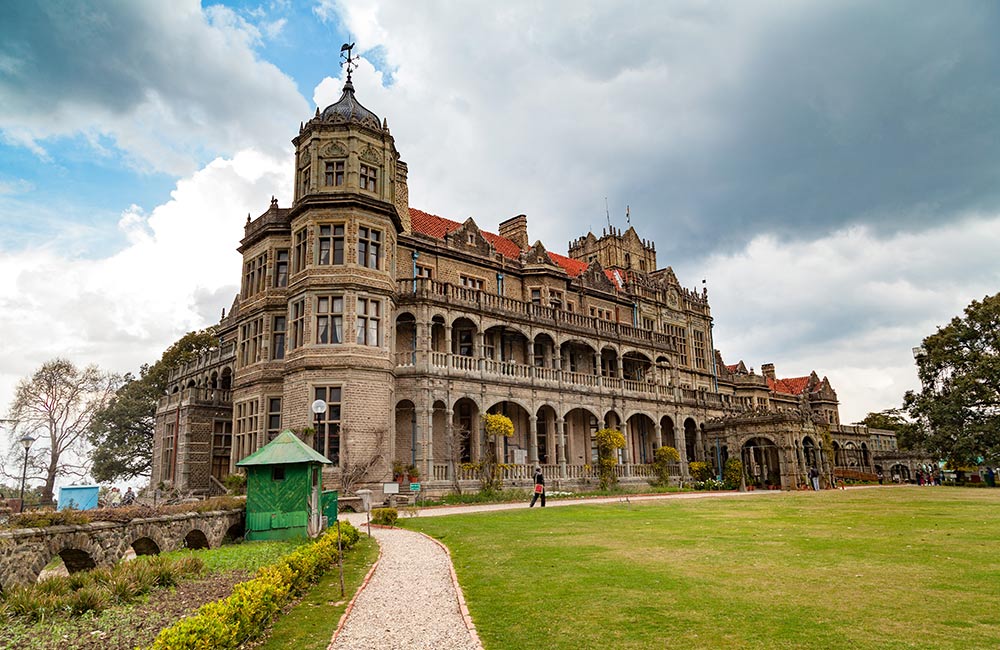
[211,419,232,482]
[266,398,281,441]
[292,229,307,273]
[274,249,289,287]
[243,252,267,298]
[162,422,175,480]
[300,166,311,195]
[360,164,378,192]
[325,160,345,186]
[316,296,344,344]
[290,299,305,349]
[318,224,344,265]
[358,227,380,269]
[239,317,264,367]
[313,387,341,463]
[356,297,380,346]
[693,329,707,370]
[271,316,286,360]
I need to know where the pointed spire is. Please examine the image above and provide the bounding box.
[246,213,251,224]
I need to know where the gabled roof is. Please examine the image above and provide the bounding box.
[767,376,812,395]
[236,430,332,466]
[408,208,622,287]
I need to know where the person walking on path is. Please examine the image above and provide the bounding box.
[529,466,546,507]
[808,466,820,491]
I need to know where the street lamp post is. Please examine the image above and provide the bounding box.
[311,399,328,457]
[19,434,36,504]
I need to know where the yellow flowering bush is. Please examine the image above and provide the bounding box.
[594,428,626,490]
[482,412,515,438]
[480,413,515,493]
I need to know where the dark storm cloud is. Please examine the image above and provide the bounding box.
[0,1,306,173]
[623,2,1000,256]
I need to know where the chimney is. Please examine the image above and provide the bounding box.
[498,214,529,250]
[761,363,776,381]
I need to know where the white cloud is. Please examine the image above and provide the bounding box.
[0,149,291,424]
[0,2,307,175]
[695,215,1000,423]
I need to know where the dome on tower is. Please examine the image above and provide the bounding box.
[320,80,382,130]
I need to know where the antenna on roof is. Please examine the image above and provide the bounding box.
[605,197,611,229]
[626,205,630,225]
[340,41,357,82]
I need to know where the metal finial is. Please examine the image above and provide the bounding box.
[340,42,358,82]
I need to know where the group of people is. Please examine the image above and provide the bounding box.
[106,486,135,507]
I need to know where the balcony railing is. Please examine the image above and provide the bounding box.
[397,278,678,352]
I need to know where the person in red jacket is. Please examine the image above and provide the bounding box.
[529,466,546,507]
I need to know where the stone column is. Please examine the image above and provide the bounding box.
[594,352,602,388]
[676,424,689,477]
[654,422,663,449]
[419,405,431,478]
[622,419,632,477]
[557,416,567,478]
[445,408,455,481]
[528,339,536,379]
[528,414,538,466]
[694,424,704,462]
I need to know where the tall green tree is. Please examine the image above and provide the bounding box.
[89,328,218,482]
[4,359,120,505]
[904,292,1000,466]
[857,408,925,451]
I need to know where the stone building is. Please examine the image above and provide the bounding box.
[151,69,900,497]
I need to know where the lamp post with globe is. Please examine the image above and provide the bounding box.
[19,433,36,504]
[311,399,328,457]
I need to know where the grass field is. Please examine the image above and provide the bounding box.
[404,487,1000,650]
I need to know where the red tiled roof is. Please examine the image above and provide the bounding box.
[725,363,740,372]
[767,376,812,395]
[408,208,621,287]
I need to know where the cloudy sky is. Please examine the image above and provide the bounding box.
[2,0,999,455]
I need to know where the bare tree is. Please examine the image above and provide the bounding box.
[337,427,387,496]
[445,423,470,494]
[4,359,120,505]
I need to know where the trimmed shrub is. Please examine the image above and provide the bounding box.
[723,458,744,490]
[688,461,713,482]
[371,507,399,527]
[147,523,360,650]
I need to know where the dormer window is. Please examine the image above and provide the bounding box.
[360,164,378,192]
[325,161,345,186]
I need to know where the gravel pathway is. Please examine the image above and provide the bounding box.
[328,526,481,650]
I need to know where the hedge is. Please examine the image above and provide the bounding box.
[147,522,360,650]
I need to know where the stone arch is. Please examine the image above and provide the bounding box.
[532,332,557,368]
[394,399,417,466]
[124,526,171,558]
[660,415,677,449]
[535,404,559,465]
[802,436,819,468]
[485,400,532,464]
[32,538,103,582]
[603,409,622,430]
[621,350,653,382]
[431,399,449,465]
[742,436,783,488]
[224,522,245,543]
[451,316,478,358]
[395,311,417,361]
[451,397,480,463]
[219,366,233,390]
[186,379,196,389]
[626,412,657,464]
[483,324,530,365]
[564,406,600,465]
[183,529,210,550]
[430,314,447,354]
[684,417,698,463]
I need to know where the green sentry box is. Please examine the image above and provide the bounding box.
[321,490,339,526]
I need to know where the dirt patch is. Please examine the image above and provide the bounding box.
[0,569,250,650]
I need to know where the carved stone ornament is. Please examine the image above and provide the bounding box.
[359,143,382,165]
[524,241,559,267]
[320,140,347,158]
[668,289,679,307]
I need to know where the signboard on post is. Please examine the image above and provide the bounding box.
[383,482,399,494]
[410,482,421,492]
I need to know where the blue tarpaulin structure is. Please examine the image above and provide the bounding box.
[58,485,100,510]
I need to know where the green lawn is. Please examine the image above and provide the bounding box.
[403,487,1000,650]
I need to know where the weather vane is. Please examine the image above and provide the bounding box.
[340,42,357,82]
